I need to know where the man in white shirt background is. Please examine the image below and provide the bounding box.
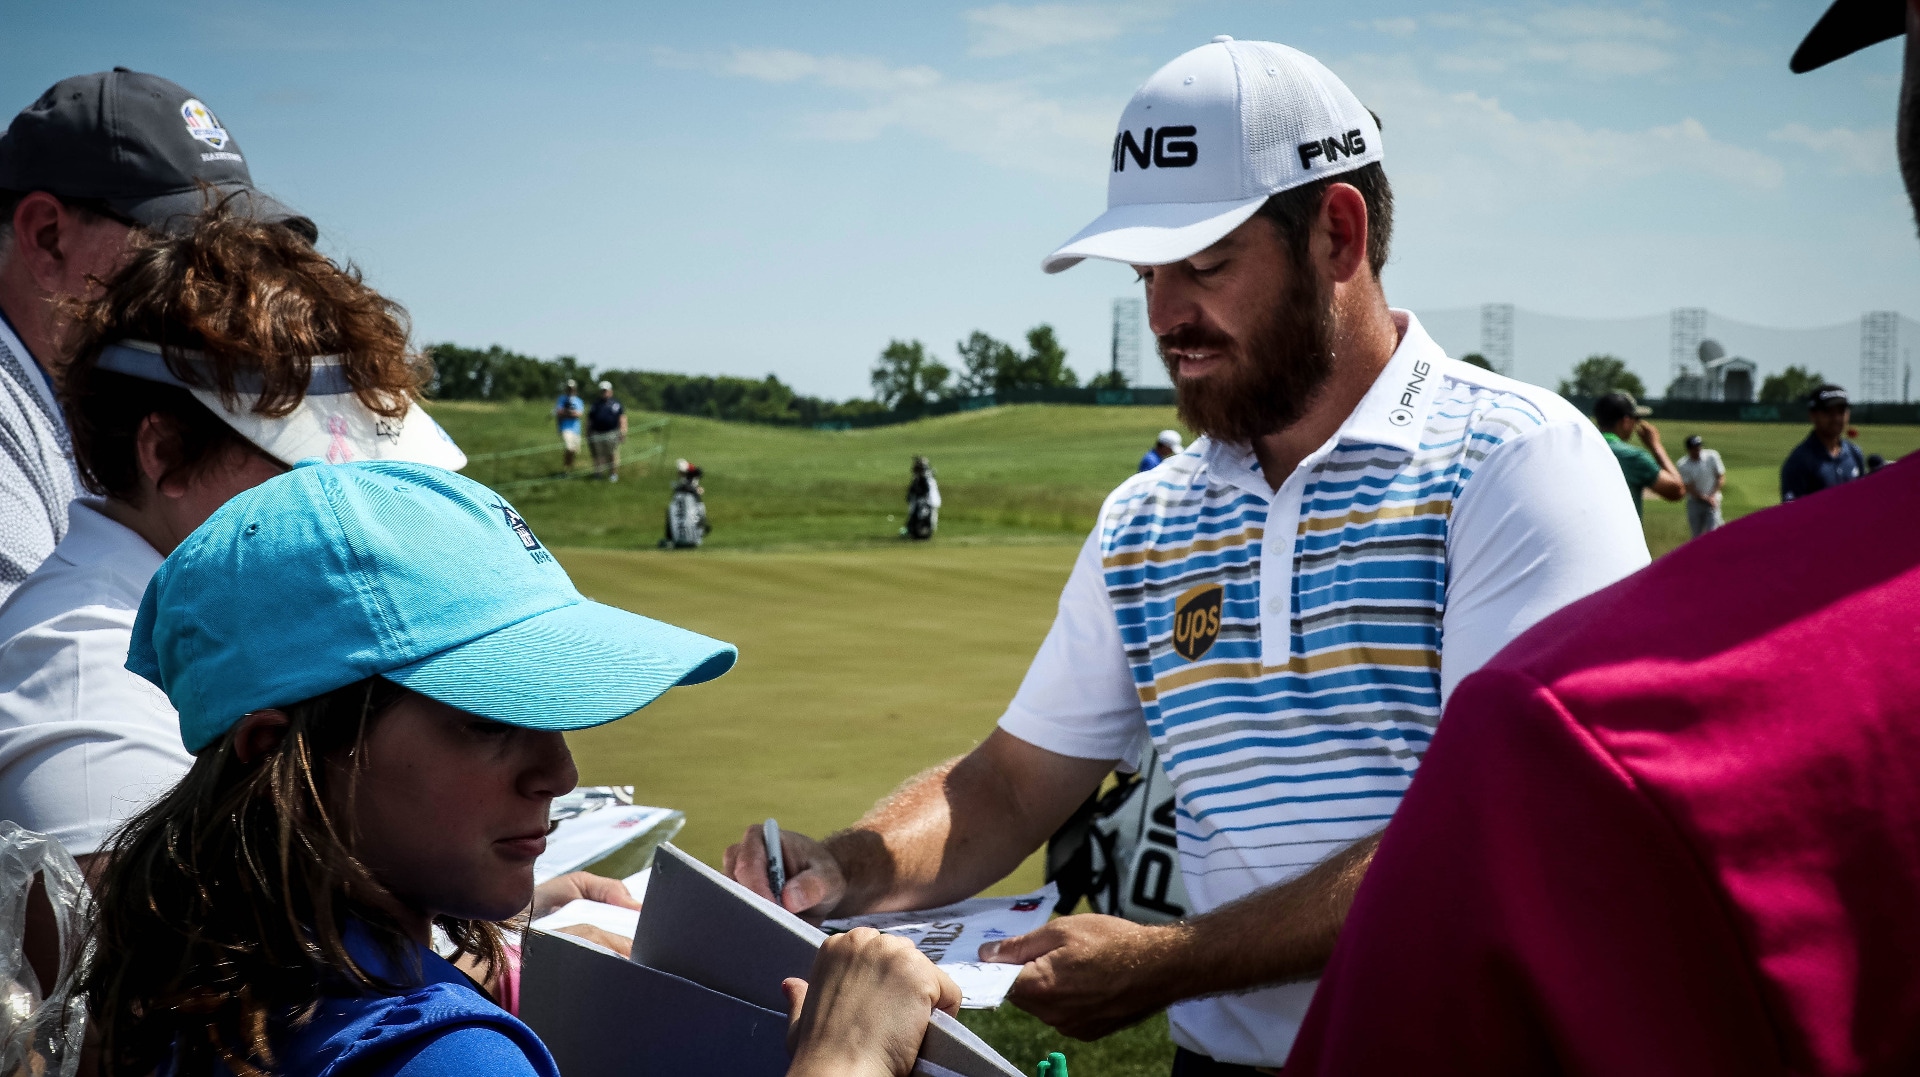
[1678,434,1727,538]
[0,68,312,602]
[727,38,1649,1074]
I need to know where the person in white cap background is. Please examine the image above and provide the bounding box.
[0,68,316,605]
[0,204,464,891]
[1138,428,1184,472]
[728,37,1648,1073]
[587,378,628,480]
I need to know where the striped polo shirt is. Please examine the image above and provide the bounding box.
[999,310,1651,1065]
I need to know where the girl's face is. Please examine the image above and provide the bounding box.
[339,692,578,933]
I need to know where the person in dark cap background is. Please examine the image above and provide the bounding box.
[1593,390,1683,520]
[0,68,312,602]
[1780,384,1866,502]
[1285,3,1920,1072]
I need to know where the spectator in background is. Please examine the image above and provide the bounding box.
[1284,2,1920,1070]
[1137,428,1183,472]
[0,68,314,604]
[587,379,628,481]
[1594,391,1684,519]
[553,378,583,474]
[1678,434,1726,537]
[1781,385,1865,501]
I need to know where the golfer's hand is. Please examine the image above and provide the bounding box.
[556,923,634,957]
[982,914,1184,1041]
[783,927,961,1077]
[530,870,643,920]
[726,825,846,919]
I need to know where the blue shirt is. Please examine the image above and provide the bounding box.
[1138,449,1166,473]
[1780,433,1865,502]
[165,922,558,1077]
[554,395,583,434]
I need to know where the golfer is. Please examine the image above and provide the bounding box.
[554,379,583,474]
[729,37,1648,1072]
[83,461,959,1077]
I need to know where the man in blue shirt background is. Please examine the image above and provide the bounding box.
[1137,429,1183,472]
[1780,385,1865,502]
[553,379,583,475]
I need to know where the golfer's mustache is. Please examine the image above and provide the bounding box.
[1158,326,1238,357]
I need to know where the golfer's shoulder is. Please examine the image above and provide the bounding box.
[1429,358,1582,439]
[1101,444,1210,519]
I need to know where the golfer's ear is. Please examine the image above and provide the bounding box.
[233,709,291,764]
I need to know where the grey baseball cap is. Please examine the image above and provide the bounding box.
[0,68,315,240]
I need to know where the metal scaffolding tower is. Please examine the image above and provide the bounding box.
[1479,303,1514,376]
[1111,297,1144,385]
[1861,311,1899,403]
[1669,308,1707,387]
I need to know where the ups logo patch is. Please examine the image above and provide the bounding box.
[1172,583,1223,661]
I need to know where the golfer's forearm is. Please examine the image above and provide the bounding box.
[1168,831,1382,996]
[825,754,1043,914]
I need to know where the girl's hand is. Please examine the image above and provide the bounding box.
[783,927,962,1077]
[530,870,642,919]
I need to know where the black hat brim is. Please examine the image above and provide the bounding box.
[109,184,318,243]
[1792,0,1906,73]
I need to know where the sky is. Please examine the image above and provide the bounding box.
[3,1,1912,400]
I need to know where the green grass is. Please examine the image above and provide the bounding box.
[493,404,1919,1072]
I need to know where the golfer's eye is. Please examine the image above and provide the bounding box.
[1191,259,1226,277]
[466,719,512,740]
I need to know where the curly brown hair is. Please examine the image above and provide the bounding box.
[61,199,425,501]
[82,678,511,1077]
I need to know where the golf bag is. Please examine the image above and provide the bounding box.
[904,458,940,540]
[662,472,709,549]
[1044,746,1192,923]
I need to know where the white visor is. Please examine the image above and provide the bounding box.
[96,340,467,471]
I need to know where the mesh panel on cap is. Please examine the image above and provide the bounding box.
[1234,41,1347,194]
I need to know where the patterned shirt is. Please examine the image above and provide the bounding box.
[0,313,77,605]
[998,310,1651,1066]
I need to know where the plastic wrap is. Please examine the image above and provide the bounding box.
[0,821,88,1077]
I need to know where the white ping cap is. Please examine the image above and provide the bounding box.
[1043,36,1383,274]
[1157,429,1184,449]
[96,340,467,471]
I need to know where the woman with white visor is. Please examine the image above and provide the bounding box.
[0,203,464,880]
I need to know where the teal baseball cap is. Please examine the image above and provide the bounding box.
[129,460,737,752]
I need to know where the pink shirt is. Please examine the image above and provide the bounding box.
[1287,459,1920,1075]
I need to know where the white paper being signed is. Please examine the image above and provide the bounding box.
[822,884,1057,1009]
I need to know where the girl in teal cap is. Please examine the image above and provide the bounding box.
[81,460,960,1076]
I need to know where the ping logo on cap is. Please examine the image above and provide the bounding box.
[1297,128,1367,170]
[180,99,229,150]
[1111,125,1199,172]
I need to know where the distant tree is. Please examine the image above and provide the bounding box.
[1558,354,1645,400]
[1760,364,1827,405]
[870,339,951,410]
[1017,325,1079,389]
[1460,352,1493,371]
[956,331,1020,396]
[1086,368,1129,390]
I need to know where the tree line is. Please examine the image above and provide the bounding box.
[1557,355,1828,404]
[870,324,1112,410]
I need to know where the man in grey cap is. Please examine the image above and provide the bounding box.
[0,68,312,601]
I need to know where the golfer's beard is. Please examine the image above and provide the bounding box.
[1158,270,1335,445]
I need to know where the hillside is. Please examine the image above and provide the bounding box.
[426,400,1920,556]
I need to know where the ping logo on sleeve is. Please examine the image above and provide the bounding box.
[1172,582,1224,661]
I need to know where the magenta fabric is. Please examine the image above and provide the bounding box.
[1286,459,1920,1075]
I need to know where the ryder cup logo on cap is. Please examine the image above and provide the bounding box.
[180,99,229,151]
[1043,36,1383,273]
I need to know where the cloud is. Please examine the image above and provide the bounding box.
[1346,67,1784,205]
[1409,6,1684,78]
[1769,123,1897,174]
[962,3,1162,57]
[1362,16,1419,38]
[708,47,1113,180]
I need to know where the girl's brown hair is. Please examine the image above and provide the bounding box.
[81,680,510,1077]
[61,199,425,501]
